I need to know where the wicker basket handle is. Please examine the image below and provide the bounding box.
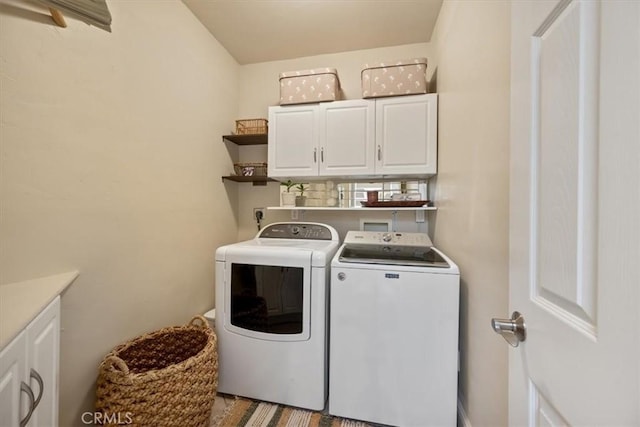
[188,315,211,329]
[103,355,130,375]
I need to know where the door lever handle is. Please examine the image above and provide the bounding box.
[491,311,526,347]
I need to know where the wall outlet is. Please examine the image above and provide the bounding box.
[253,208,265,220]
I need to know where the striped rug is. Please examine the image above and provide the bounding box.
[216,397,373,427]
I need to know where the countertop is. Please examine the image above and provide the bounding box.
[0,271,79,349]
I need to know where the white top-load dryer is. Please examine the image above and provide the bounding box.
[215,222,339,410]
[329,231,460,426]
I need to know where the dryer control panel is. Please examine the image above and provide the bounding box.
[259,222,337,240]
[343,231,433,247]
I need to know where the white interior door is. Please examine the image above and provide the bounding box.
[508,0,639,425]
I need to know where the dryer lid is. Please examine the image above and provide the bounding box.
[338,243,450,268]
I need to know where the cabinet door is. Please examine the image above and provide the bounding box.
[319,100,375,176]
[0,331,28,427]
[268,105,319,177]
[375,94,438,176]
[26,297,60,427]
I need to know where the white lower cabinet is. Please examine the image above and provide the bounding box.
[0,297,60,427]
[0,329,27,427]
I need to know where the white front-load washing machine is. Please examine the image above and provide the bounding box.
[329,231,460,426]
[215,222,339,410]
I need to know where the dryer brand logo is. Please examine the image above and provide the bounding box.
[385,273,400,279]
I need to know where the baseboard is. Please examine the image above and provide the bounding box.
[457,396,472,427]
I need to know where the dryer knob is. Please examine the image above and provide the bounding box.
[337,272,346,281]
[382,232,393,242]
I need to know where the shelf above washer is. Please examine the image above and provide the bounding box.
[267,206,437,211]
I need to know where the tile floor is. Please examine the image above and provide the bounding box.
[209,393,235,426]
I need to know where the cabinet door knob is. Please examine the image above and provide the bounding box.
[377,145,382,161]
[19,382,35,427]
[313,148,317,163]
[321,147,324,162]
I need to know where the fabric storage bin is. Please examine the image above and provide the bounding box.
[279,67,341,105]
[361,58,428,98]
[95,316,218,427]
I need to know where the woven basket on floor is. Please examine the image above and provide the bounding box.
[95,315,218,427]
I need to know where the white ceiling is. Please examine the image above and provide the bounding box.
[182,0,443,65]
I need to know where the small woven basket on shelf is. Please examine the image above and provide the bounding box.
[233,162,268,177]
[235,118,268,135]
[95,315,217,427]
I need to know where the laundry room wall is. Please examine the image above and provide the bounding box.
[429,1,511,425]
[234,43,436,241]
[0,1,239,424]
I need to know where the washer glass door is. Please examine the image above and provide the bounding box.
[223,247,312,341]
[231,263,304,334]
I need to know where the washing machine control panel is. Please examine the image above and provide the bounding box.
[344,231,433,247]
[259,223,336,240]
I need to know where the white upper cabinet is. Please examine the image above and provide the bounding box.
[268,100,375,177]
[268,104,319,177]
[375,94,437,176]
[318,100,376,176]
[268,94,437,179]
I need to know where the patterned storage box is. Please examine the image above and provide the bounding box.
[279,67,341,105]
[361,58,428,98]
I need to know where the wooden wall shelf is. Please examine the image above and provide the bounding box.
[222,134,267,145]
[222,175,275,184]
